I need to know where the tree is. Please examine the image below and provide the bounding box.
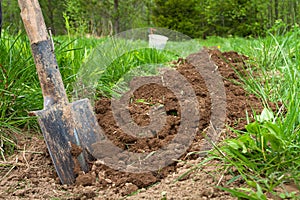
[0,0,2,37]
[62,0,152,36]
[40,0,66,35]
[152,0,202,38]
[1,0,23,34]
[203,0,270,37]
[109,0,153,34]
[1,0,300,37]
[113,0,119,33]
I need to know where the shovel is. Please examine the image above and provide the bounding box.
[18,0,100,184]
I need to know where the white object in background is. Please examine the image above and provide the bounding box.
[148,34,169,50]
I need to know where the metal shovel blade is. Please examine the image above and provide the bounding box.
[18,0,102,184]
[34,99,100,185]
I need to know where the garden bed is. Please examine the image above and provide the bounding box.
[0,48,277,199]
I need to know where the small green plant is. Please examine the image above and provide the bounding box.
[210,26,300,199]
[211,107,299,198]
[135,98,153,105]
[160,191,167,200]
[218,185,267,200]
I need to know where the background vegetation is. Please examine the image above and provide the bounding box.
[1,0,300,37]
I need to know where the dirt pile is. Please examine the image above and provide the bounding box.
[0,48,270,199]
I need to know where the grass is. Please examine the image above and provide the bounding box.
[0,32,38,157]
[92,47,177,97]
[204,26,300,199]
[74,29,198,99]
[53,35,104,93]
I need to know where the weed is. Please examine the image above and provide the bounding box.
[208,26,300,199]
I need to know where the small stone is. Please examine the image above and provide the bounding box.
[75,173,95,186]
[61,184,69,190]
[91,164,97,171]
[206,178,213,184]
[104,178,112,184]
[121,183,138,196]
[176,162,185,167]
[201,187,214,198]
[95,160,105,166]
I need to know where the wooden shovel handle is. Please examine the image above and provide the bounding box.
[18,0,48,44]
[18,0,68,107]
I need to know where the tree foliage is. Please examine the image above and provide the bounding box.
[0,0,2,36]
[1,0,300,37]
[40,0,66,35]
[152,0,202,38]
[201,0,269,37]
[153,0,300,37]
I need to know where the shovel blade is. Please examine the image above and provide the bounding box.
[34,98,101,184]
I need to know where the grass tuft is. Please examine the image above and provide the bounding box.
[207,26,300,199]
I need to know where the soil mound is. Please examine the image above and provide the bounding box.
[0,48,272,199]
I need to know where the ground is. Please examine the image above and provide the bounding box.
[0,48,278,199]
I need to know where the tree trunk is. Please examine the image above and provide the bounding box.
[114,0,119,33]
[294,0,298,23]
[290,0,297,25]
[274,0,278,20]
[268,0,273,27]
[47,0,55,34]
[0,0,2,37]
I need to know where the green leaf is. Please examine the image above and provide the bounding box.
[263,122,285,151]
[256,184,267,200]
[264,122,281,135]
[279,193,287,199]
[227,140,240,150]
[265,133,283,152]
[239,133,259,151]
[226,175,241,185]
[257,108,274,123]
[217,186,258,200]
[246,121,260,134]
[246,180,257,188]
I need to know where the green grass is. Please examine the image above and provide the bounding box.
[0,32,38,157]
[54,35,105,93]
[95,48,177,97]
[197,36,253,52]
[202,27,300,199]
[74,36,186,99]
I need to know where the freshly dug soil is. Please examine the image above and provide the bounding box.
[0,48,277,199]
